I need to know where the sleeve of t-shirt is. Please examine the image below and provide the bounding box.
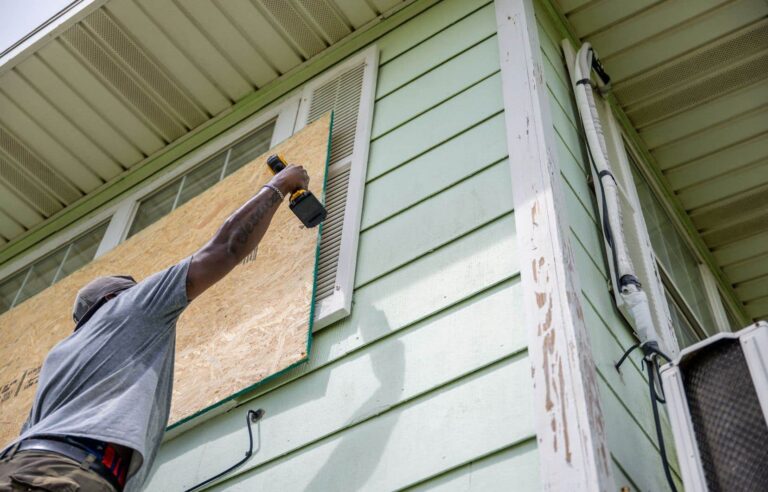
[130,256,192,322]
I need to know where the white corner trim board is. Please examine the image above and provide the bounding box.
[494,0,615,490]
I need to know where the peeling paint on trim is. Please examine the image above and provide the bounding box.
[495,0,615,489]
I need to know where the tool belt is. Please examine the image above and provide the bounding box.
[15,436,130,491]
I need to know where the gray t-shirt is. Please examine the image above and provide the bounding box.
[4,257,191,491]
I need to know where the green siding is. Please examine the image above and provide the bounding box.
[535,4,682,491]
[145,1,535,490]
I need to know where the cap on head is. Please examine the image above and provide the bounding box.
[72,275,136,325]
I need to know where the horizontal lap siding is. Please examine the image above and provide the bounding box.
[145,1,536,490]
[534,4,682,491]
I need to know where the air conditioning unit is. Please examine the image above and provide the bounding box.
[660,321,768,491]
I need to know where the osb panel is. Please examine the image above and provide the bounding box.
[0,114,331,446]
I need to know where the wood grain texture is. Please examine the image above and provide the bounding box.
[0,114,330,445]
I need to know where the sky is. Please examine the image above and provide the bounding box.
[0,0,74,54]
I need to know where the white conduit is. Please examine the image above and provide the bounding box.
[570,43,656,345]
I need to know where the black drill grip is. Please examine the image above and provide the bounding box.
[265,154,327,228]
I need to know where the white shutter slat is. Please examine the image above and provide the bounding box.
[315,167,350,302]
[299,46,378,329]
[304,63,360,302]
[307,64,365,165]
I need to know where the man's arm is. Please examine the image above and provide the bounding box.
[185,165,309,301]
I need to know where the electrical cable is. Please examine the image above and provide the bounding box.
[183,408,265,492]
[569,40,678,490]
[616,343,678,492]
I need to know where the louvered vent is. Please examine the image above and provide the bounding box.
[83,9,206,129]
[618,20,768,124]
[626,53,768,127]
[305,61,366,304]
[316,168,350,301]
[0,126,80,204]
[297,0,351,43]
[259,0,327,59]
[62,24,185,142]
[617,20,768,104]
[0,153,62,217]
[307,63,364,164]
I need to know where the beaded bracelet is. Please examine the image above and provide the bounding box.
[262,184,285,201]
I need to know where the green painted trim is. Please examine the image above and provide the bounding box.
[536,0,750,325]
[167,113,334,431]
[0,0,442,266]
[535,0,579,46]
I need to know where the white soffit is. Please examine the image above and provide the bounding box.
[556,0,768,321]
[0,0,404,246]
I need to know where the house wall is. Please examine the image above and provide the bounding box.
[533,2,682,490]
[143,1,539,490]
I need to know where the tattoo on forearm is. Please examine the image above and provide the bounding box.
[226,190,281,257]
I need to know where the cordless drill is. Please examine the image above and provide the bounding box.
[266,154,327,228]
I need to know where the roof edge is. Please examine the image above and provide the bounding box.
[0,0,438,266]
[0,0,109,76]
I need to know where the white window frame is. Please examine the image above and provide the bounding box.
[98,95,301,254]
[293,45,378,330]
[0,95,299,287]
[561,42,735,354]
[599,94,681,354]
[1,44,378,330]
[562,42,678,353]
[623,141,727,339]
[0,219,112,309]
[699,263,732,333]
[0,210,116,285]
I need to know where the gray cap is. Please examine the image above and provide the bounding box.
[72,275,136,325]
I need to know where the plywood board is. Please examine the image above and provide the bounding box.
[0,114,331,446]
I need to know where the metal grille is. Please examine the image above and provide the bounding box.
[315,168,349,301]
[298,0,351,43]
[83,9,206,129]
[307,63,364,164]
[63,24,185,142]
[0,153,62,217]
[259,0,326,59]
[0,126,80,203]
[682,339,768,491]
[626,52,768,127]
[616,20,768,106]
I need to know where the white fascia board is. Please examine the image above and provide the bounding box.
[0,0,110,77]
[494,0,616,490]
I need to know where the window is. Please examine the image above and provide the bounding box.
[114,46,377,329]
[0,46,378,329]
[127,122,276,238]
[631,160,716,346]
[562,42,727,354]
[0,222,109,314]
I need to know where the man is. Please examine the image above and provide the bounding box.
[0,164,310,492]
